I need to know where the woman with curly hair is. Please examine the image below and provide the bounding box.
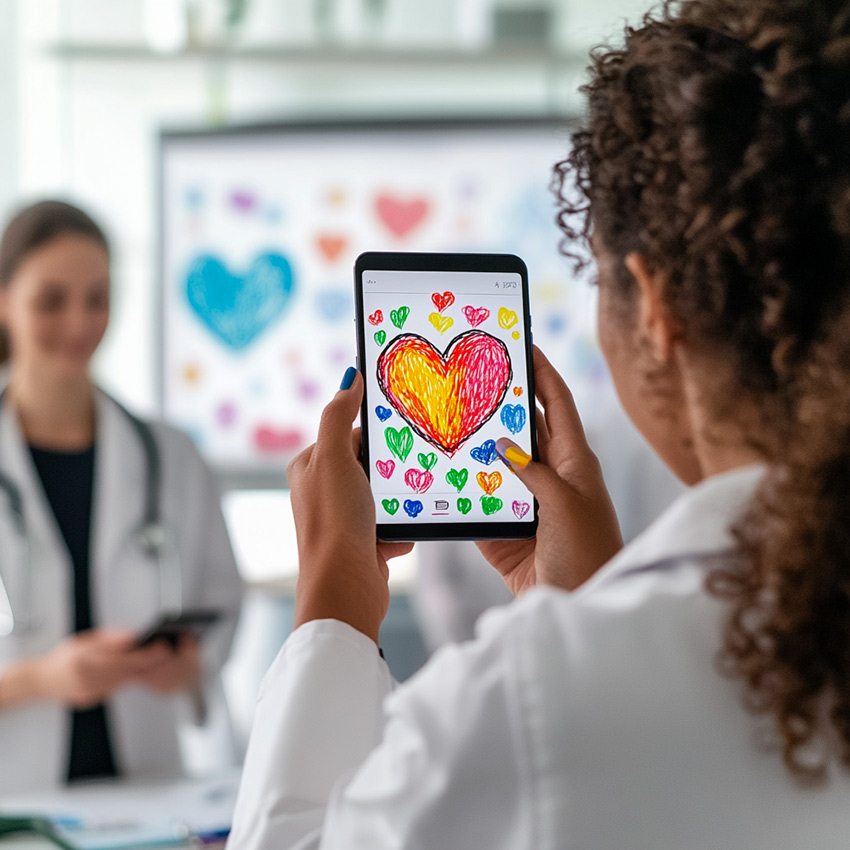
[228,0,850,846]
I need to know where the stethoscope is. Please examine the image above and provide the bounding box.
[0,387,183,637]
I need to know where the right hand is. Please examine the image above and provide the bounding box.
[476,347,623,596]
[33,629,171,708]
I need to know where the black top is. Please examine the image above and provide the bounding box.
[29,444,119,783]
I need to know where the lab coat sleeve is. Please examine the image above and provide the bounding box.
[228,607,531,850]
[227,619,395,850]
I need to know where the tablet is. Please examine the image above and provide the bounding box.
[355,251,539,541]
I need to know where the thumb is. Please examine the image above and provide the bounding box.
[494,437,559,500]
[315,367,364,459]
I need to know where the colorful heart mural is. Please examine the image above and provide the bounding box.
[185,252,294,351]
[377,330,512,455]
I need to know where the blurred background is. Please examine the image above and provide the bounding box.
[0,0,683,759]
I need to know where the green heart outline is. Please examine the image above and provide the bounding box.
[385,425,413,463]
[446,467,469,492]
[374,330,387,345]
[390,305,410,329]
[382,498,400,516]
[418,452,438,471]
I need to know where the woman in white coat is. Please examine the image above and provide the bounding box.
[229,0,850,846]
[0,200,243,792]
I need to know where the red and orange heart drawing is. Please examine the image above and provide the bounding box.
[377,331,512,455]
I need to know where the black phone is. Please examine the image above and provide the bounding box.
[354,251,539,541]
[134,609,222,650]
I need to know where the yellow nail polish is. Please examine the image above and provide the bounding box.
[504,446,531,468]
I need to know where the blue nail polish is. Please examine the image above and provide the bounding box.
[340,366,357,390]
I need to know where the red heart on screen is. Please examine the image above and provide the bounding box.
[368,310,383,326]
[375,194,429,239]
[431,291,455,313]
[404,468,434,493]
[377,331,512,455]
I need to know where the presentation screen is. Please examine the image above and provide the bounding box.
[159,118,606,479]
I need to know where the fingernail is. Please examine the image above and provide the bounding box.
[504,447,531,468]
[340,366,357,390]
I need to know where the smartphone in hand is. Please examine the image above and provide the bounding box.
[355,251,538,541]
[134,609,222,650]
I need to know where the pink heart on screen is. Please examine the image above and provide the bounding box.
[375,194,430,239]
[376,459,395,479]
[462,306,490,328]
[404,468,434,494]
[512,500,530,520]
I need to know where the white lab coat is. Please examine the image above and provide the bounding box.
[228,465,850,850]
[0,390,243,794]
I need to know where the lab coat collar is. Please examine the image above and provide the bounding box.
[577,464,766,595]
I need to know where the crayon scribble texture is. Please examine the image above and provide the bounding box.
[377,330,512,455]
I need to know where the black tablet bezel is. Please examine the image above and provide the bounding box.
[354,251,539,541]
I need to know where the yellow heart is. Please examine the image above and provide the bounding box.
[429,313,454,334]
[498,307,518,329]
[512,331,520,340]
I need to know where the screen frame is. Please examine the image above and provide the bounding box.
[355,250,539,541]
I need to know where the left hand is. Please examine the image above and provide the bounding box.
[287,370,413,644]
[130,635,202,694]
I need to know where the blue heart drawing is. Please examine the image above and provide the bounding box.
[185,252,294,351]
[403,499,423,518]
[315,289,352,323]
[501,404,527,434]
[470,439,498,465]
[375,406,392,422]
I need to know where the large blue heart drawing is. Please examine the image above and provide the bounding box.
[185,252,295,351]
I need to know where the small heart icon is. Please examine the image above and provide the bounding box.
[391,306,410,329]
[446,468,469,492]
[498,307,518,330]
[374,330,387,345]
[382,498,400,515]
[432,291,455,313]
[513,387,523,397]
[457,497,472,515]
[418,452,437,471]
[375,194,430,238]
[512,500,530,519]
[385,425,414,463]
[500,404,527,434]
[404,499,424,518]
[429,313,454,334]
[316,234,347,263]
[470,439,498,465]
[368,310,384,326]
[376,406,392,422]
[481,495,504,516]
[376,459,395,479]
[253,425,303,454]
[404,469,434,494]
[462,305,490,327]
[477,471,503,495]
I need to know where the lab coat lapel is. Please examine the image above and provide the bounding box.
[90,391,158,629]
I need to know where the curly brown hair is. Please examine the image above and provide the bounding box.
[556,0,850,782]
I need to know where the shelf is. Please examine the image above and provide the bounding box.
[45,42,584,70]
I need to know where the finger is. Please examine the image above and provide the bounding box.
[532,346,588,448]
[495,436,568,502]
[315,369,364,461]
[94,628,138,651]
[378,541,415,561]
[351,426,362,458]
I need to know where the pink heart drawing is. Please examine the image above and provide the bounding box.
[376,459,395,479]
[462,306,490,328]
[404,468,434,494]
[375,194,430,239]
[512,500,530,520]
[254,425,303,454]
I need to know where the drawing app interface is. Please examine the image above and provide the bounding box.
[362,269,534,524]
